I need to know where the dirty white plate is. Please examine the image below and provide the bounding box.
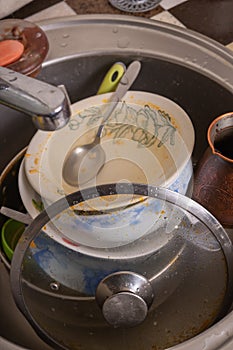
[24,91,194,208]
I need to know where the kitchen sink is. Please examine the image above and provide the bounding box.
[0,15,233,350]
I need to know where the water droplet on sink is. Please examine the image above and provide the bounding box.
[9,77,17,82]
[117,37,130,49]
[63,33,70,38]
[60,42,68,48]
[112,27,118,34]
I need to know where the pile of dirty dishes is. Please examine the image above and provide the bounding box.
[18,90,195,250]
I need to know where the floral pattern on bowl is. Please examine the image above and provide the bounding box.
[24,91,195,208]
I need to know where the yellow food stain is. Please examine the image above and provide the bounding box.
[24,153,31,157]
[143,101,161,110]
[75,202,84,209]
[115,139,124,145]
[30,241,36,249]
[29,168,39,174]
[72,108,82,115]
[88,152,96,159]
[105,130,112,137]
[141,198,149,206]
[34,157,39,165]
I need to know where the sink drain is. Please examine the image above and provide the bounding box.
[109,0,161,13]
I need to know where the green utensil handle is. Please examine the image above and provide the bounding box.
[97,62,126,95]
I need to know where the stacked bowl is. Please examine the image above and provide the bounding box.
[18,89,195,250]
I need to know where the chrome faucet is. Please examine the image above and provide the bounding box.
[0,66,71,131]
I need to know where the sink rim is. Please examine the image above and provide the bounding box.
[38,14,233,94]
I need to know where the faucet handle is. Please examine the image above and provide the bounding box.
[0,66,71,131]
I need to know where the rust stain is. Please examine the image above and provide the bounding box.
[115,139,124,145]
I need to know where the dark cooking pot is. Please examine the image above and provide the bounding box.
[1,14,233,350]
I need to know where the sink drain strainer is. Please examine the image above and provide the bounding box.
[109,0,161,13]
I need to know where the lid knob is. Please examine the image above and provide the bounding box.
[96,271,154,327]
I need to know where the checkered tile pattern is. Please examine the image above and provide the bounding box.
[1,0,233,50]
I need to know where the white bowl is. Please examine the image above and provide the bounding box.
[24,91,195,207]
[18,159,78,250]
[20,91,194,249]
[19,159,174,250]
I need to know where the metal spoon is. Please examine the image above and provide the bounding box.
[62,60,141,187]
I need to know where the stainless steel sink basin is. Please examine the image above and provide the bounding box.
[0,15,233,350]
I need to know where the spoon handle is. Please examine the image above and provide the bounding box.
[96,60,141,138]
[0,206,32,225]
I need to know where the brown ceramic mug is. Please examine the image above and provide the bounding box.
[193,112,233,227]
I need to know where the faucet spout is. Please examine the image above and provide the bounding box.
[0,66,71,131]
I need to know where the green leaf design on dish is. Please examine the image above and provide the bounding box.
[68,102,176,148]
[32,199,44,212]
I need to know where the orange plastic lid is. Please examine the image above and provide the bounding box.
[0,19,49,76]
[0,39,24,66]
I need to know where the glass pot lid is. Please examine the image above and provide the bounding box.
[10,184,233,350]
